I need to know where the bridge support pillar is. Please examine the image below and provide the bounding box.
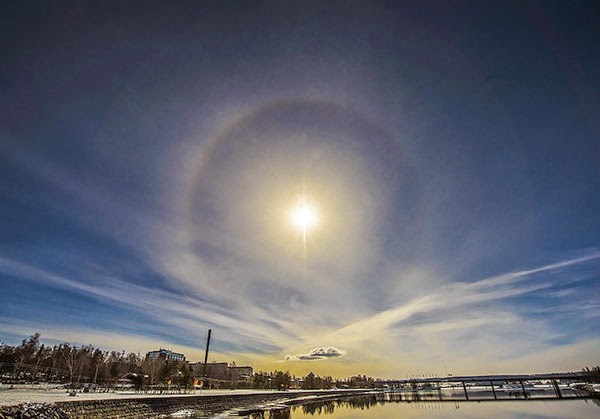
[552,379,563,399]
[520,380,527,399]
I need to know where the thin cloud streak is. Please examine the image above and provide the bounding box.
[333,251,600,340]
[2,249,598,373]
[0,257,298,353]
[279,251,599,373]
[0,317,222,362]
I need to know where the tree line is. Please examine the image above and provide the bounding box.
[18,333,594,390]
[0,334,192,388]
[583,365,600,382]
[252,370,376,390]
[1,334,381,390]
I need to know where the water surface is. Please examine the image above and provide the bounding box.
[245,395,599,419]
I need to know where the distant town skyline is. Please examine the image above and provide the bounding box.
[1,1,599,378]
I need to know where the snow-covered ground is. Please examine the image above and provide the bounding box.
[0,385,284,406]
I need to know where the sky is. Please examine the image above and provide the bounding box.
[1,1,599,379]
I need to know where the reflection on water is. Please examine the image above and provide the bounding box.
[249,409,291,419]
[248,396,377,418]
[301,395,378,415]
[247,394,600,419]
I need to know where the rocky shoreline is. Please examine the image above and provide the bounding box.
[0,403,69,419]
[0,390,371,419]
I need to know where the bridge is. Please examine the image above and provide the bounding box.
[377,372,594,401]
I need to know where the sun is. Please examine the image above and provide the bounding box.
[291,200,318,232]
[289,196,319,253]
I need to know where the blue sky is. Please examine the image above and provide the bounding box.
[1,1,598,378]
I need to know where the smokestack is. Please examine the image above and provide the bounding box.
[202,329,212,378]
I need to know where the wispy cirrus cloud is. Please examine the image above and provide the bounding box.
[0,317,220,362]
[0,256,298,354]
[2,248,598,377]
[322,250,600,344]
[273,251,599,376]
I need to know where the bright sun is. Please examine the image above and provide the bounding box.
[288,195,320,257]
[290,196,319,234]
[292,202,317,231]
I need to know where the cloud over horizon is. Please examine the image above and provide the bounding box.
[284,347,348,361]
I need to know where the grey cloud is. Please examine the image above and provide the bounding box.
[284,346,347,361]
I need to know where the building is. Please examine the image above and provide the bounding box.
[189,361,253,388]
[190,361,228,379]
[229,366,253,384]
[145,348,186,362]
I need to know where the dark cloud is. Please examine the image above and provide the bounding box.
[284,346,346,361]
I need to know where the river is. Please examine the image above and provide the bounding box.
[235,392,600,419]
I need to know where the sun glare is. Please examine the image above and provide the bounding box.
[289,196,319,256]
[291,201,318,231]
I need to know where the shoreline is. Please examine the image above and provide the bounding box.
[1,387,597,419]
[0,389,374,419]
[0,387,293,407]
[0,386,371,406]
